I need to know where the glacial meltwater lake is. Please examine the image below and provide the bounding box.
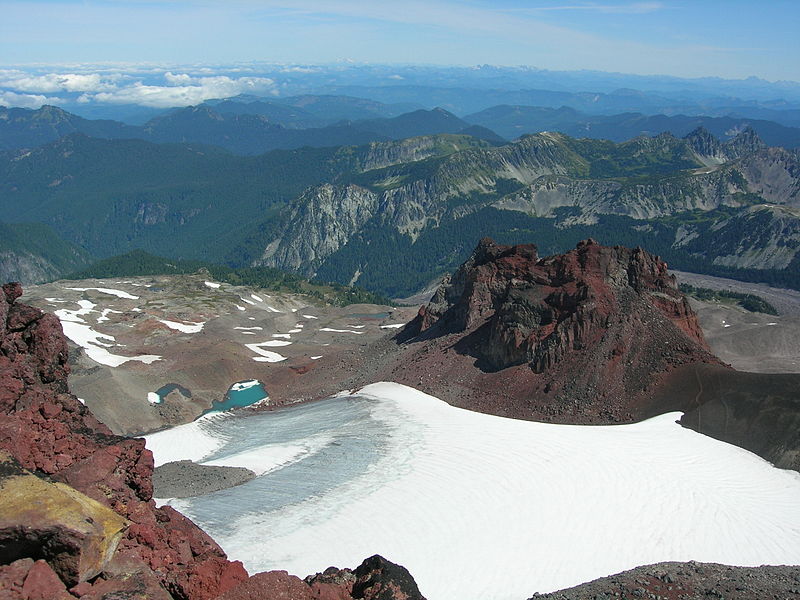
[146,383,800,600]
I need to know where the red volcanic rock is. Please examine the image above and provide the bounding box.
[0,285,247,599]
[398,238,722,423]
[218,570,317,600]
[20,560,73,600]
[0,558,35,598]
[221,556,425,600]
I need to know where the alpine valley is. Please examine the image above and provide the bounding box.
[2,103,800,298]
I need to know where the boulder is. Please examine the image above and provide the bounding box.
[0,451,128,586]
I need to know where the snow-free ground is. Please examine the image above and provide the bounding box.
[148,382,800,600]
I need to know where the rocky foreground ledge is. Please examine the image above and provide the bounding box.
[529,561,800,600]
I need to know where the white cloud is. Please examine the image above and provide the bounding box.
[0,90,63,109]
[164,71,194,86]
[0,72,120,93]
[90,75,277,107]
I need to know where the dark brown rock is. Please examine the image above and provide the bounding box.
[80,554,173,600]
[656,363,800,471]
[352,555,426,600]
[527,560,800,600]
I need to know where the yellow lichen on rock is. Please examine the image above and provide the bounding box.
[0,451,129,585]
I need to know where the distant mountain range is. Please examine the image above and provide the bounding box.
[1,124,798,296]
[465,105,800,148]
[4,97,800,159]
[0,102,502,155]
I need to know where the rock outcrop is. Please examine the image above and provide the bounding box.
[398,238,721,423]
[220,555,426,600]
[0,451,128,586]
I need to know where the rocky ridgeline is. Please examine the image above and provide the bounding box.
[401,238,720,421]
[528,561,800,600]
[0,282,425,599]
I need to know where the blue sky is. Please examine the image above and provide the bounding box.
[1,0,798,81]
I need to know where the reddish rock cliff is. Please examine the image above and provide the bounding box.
[396,238,722,423]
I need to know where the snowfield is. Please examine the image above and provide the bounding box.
[149,383,800,600]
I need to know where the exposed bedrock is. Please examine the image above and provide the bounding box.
[399,238,721,423]
[220,555,426,600]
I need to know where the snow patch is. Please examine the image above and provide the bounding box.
[147,392,162,404]
[380,324,405,329]
[320,328,364,334]
[54,299,161,367]
[246,342,288,363]
[303,315,319,319]
[230,380,260,392]
[145,412,231,466]
[97,308,122,323]
[60,321,161,367]
[204,281,221,289]
[159,320,205,334]
[203,433,333,476]
[66,287,139,300]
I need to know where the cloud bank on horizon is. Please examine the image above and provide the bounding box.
[0,1,798,111]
